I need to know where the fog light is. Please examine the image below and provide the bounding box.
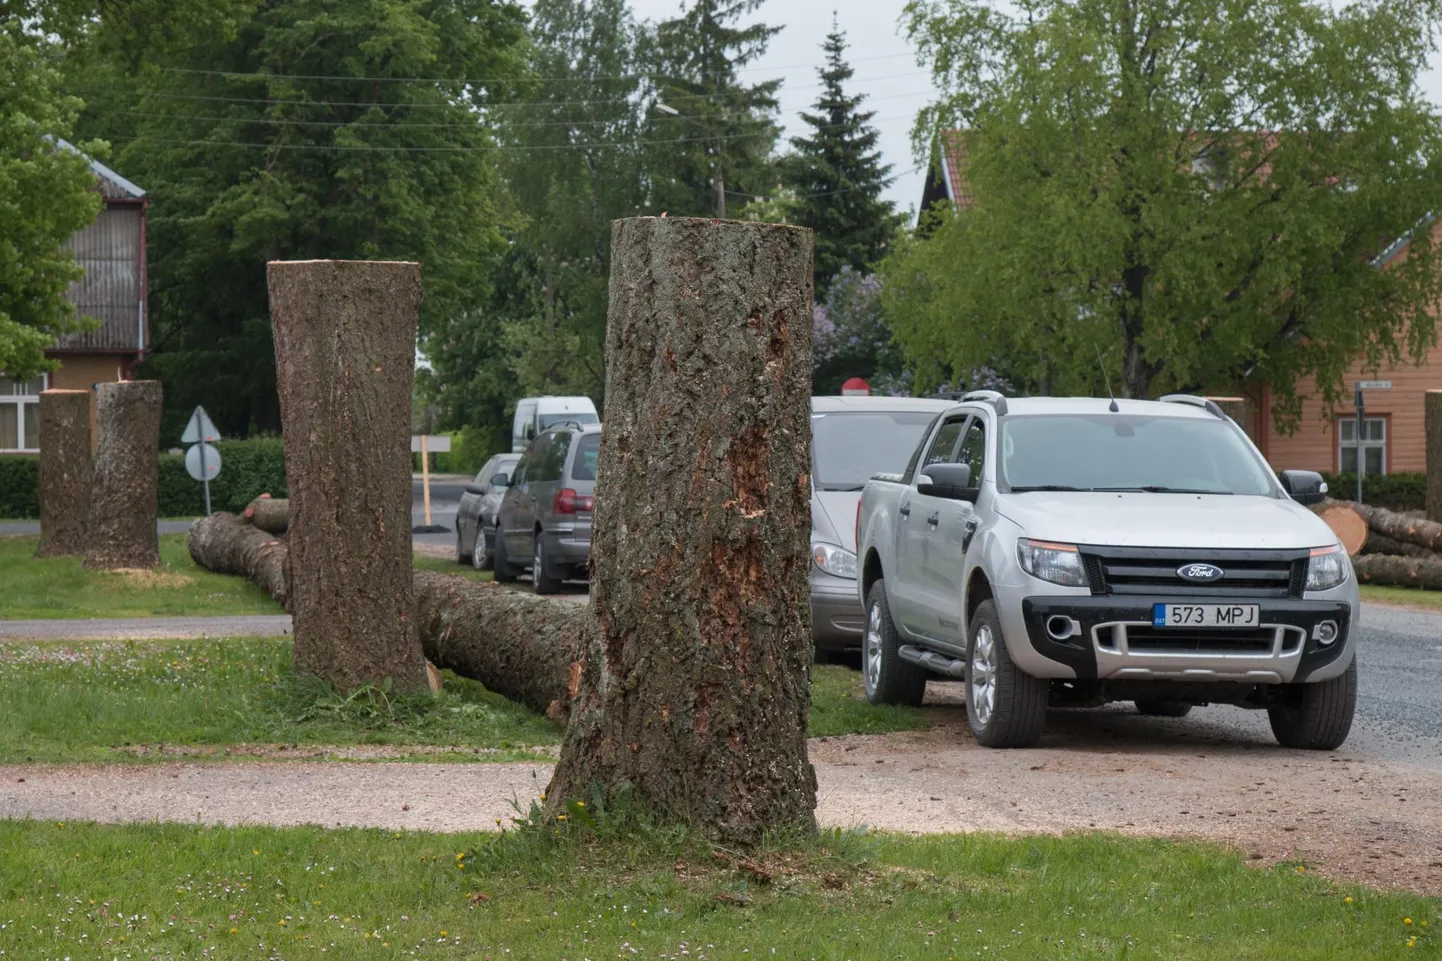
[1312,620,1339,645]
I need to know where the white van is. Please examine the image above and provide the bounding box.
[511,396,599,452]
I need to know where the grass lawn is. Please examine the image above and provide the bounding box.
[0,638,925,763]
[0,533,282,620]
[412,552,494,582]
[1359,583,1442,610]
[0,819,1433,960]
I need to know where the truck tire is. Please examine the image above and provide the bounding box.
[862,580,926,707]
[966,600,1049,748]
[1135,699,1192,718]
[1268,660,1357,750]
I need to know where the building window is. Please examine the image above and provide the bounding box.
[1338,416,1386,475]
[0,376,46,452]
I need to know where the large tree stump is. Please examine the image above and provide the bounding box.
[34,390,92,558]
[268,260,428,694]
[546,217,818,844]
[1428,391,1442,523]
[83,381,162,569]
[188,512,291,608]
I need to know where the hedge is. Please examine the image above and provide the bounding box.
[0,438,287,520]
[1319,471,1426,512]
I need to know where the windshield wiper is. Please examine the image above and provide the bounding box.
[1008,485,1094,493]
[1095,486,1233,495]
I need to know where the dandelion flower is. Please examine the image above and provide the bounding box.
[1405,918,1414,925]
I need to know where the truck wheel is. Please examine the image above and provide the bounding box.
[1268,661,1357,750]
[493,530,519,583]
[862,581,926,707]
[1135,699,1192,718]
[966,600,1049,748]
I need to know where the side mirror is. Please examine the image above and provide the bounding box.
[917,462,976,501]
[464,483,486,496]
[491,472,509,488]
[1279,469,1327,506]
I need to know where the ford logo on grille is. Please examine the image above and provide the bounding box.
[1177,563,1224,583]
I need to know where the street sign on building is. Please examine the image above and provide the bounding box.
[1355,380,1392,391]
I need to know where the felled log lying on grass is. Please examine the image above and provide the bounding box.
[1311,498,1442,589]
[188,512,292,610]
[243,495,290,534]
[1358,532,1435,559]
[188,511,578,716]
[1352,553,1442,591]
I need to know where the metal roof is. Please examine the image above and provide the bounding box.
[48,137,147,201]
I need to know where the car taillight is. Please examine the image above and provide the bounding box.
[555,489,594,514]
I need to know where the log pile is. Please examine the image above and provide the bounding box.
[188,511,579,715]
[1314,498,1442,590]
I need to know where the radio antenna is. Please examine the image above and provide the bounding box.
[1095,345,1120,412]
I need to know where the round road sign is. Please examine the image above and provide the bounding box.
[185,443,222,482]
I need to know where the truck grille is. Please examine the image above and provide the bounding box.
[1080,546,1308,599]
[1121,626,1278,654]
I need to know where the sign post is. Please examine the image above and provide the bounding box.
[1353,381,1391,505]
[181,406,222,515]
[410,434,452,531]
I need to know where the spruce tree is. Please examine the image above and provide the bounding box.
[649,0,781,219]
[784,19,901,296]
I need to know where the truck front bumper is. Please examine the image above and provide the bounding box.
[1016,596,1353,685]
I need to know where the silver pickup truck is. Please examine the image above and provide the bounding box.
[855,391,1359,750]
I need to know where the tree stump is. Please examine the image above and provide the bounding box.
[34,390,92,558]
[1317,503,1367,555]
[547,217,818,844]
[1427,390,1442,523]
[83,381,162,569]
[268,260,428,694]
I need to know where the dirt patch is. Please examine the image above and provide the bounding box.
[103,569,194,589]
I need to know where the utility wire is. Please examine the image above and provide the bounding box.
[722,164,927,200]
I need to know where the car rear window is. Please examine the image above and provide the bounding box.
[571,433,601,481]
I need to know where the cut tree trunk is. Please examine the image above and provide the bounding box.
[188,512,291,609]
[1317,503,1367,556]
[1428,391,1442,523]
[83,380,162,569]
[244,496,290,534]
[1360,532,1437,559]
[34,390,92,558]
[1350,500,1442,553]
[1352,553,1442,590]
[268,259,428,694]
[414,571,587,720]
[546,217,818,844]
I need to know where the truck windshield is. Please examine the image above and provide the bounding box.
[540,411,598,429]
[811,411,940,491]
[1000,414,1276,496]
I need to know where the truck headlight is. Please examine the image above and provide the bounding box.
[812,542,858,579]
[1017,538,1089,588]
[1306,544,1349,592]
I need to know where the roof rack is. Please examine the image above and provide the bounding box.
[1157,394,1227,420]
[960,389,1008,416]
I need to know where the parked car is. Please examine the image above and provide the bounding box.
[511,396,598,453]
[496,422,601,594]
[856,391,1357,750]
[455,453,521,570]
[810,396,956,651]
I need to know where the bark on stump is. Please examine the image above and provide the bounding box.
[546,217,818,844]
[1428,391,1442,523]
[188,512,291,608]
[268,260,428,694]
[83,381,162,569]
[34,390,92,558]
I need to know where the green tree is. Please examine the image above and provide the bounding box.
[887,0,1442,427]
[649,0,781,219]
[783,20,901,296]
[77,0,526,438]
[0,25,102,380]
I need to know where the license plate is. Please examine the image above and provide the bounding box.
[1152,603,1259,628]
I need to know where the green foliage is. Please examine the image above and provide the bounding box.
[0,456,40,519]
[0,25,102,380]
[0,533,280,619]
[1320,471,1427,513]
[890,0,1442,424]
[782,20,903,296]
[649,0,782,219]
[62,0,528,438]
[811,269,906,395]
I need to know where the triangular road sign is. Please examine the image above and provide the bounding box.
[181,406,221,444]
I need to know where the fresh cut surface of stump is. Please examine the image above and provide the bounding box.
[268,260,428,694]
[35,390,92,558]
[83,381,162,569]
[547,217,818,844]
